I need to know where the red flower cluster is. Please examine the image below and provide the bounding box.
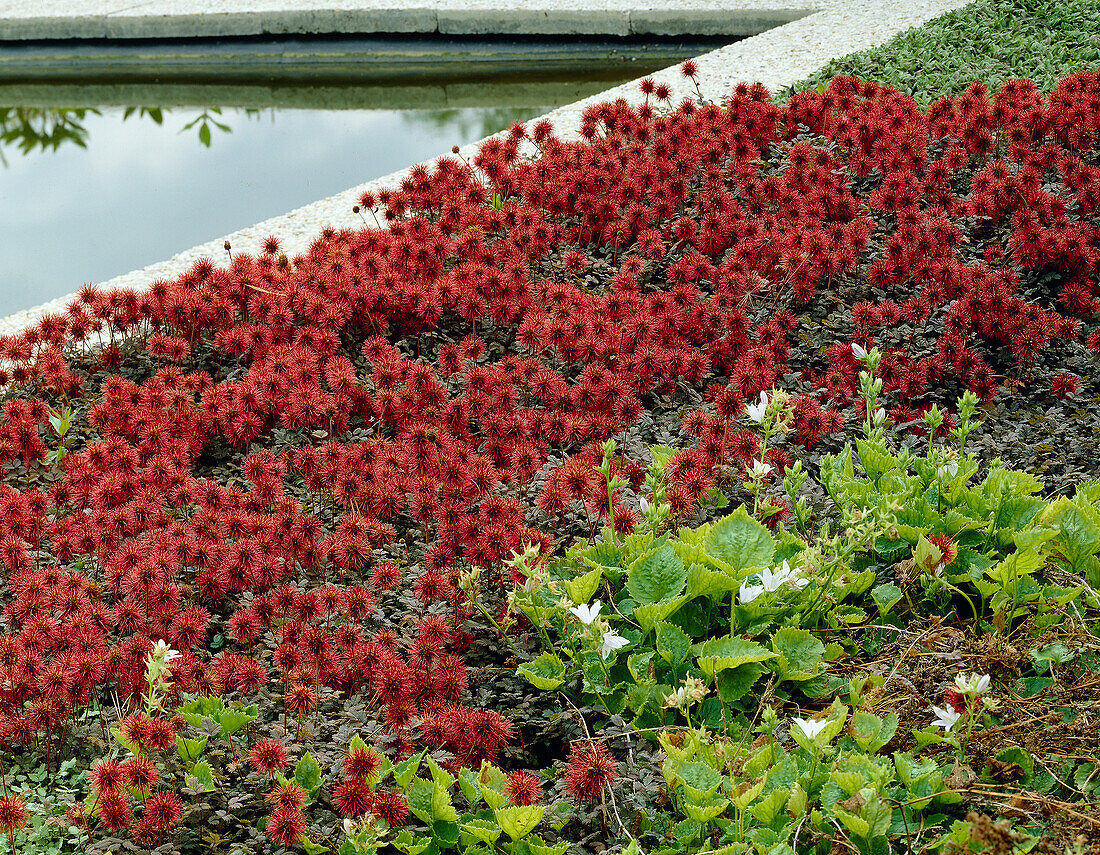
[564,740,619,803]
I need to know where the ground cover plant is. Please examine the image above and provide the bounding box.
[0,60,1098,854]
[786,0,1100,108]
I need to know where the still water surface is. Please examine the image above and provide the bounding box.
[0,104,547,316]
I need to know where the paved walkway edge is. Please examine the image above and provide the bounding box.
[0,7,814,39]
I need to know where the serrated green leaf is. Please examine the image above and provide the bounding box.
[461,818,501,845]
[670,760,722,797]
[187,760,214,793]
[685,562,742,597]
[627,542,686,605]
[871,583,903,616]
[433,819,460,846]
[407,779,436,824]
[693,636,774,679]
[218,703,259,738]
[177,695,225,729]
[495,804,544,841]
[176,734,208,762]
[300,835,329,855]
[426,755,455,791]
[657,623,692,666]
[771,627,824,682]
[528,837,571,855]
[703,507,775,574]
[459,768,482,807]
[633,595,688,634]
[393,751,425,789]
[627,649,655,684]
[850,710,898,754]
[856,438,899,481]
[716,662,764,703]
[832,807,870,839]
[749,787,788,824]
[295,751,323,803]
[683,799,728,822]
[565,566,603,606]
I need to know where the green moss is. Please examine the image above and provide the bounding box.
[781,0,1100,107]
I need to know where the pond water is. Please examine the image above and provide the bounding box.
[0,102,549,316]
[0,36,728,316]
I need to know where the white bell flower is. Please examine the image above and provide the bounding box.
[746,392,768,424]
[569,600,602,625]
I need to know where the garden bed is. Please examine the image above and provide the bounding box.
[0,39,1098,855]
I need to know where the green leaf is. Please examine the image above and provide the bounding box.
[218,703,259,738]
[406,779,436,824]
[856,438,899,481]
[686,562,742,597]
[432,820,460,846]
[1030,643,1074,673]
[187,760,214,793]
[393,751,425,789]
[704,507,775,574]
[458,768,482,807]
[682,799,728,822]
[849,710,898,754]
[657,623,692,666]
[832,807,870,840]
[633,595,688,635]
[626,650,656,687]
[771,627,825,682]
[475,761,503,792]
[986,550,1043,595]
[716,662,764,703]
[565,566,603,606]
[670,760,722,798]
[176,734,208,762]
[749,787,788,824]
[461,818,501,845]
[627,542,686,605]
[300,835,330,855]
[871,583,903,616]
[390,830,433,855]
[426,755,455,790]
[528,837,571,855]
[177,695,225,729]
[693,636,774,679]
[494,804,544,841]
[990,747,1034,785]
[481,785,506,810]
[295,751,323,803]
[432,782,458,822]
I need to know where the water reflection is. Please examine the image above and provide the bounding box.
[0,103,554,315]
[0,106,97,161]
[398,107,549,141]
[0,102,552,164]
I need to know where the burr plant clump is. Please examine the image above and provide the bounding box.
[0,64,1097,854]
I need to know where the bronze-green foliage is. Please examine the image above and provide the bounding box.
[782,0,1100,108]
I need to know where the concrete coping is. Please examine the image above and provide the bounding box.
[0,4,816,41]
